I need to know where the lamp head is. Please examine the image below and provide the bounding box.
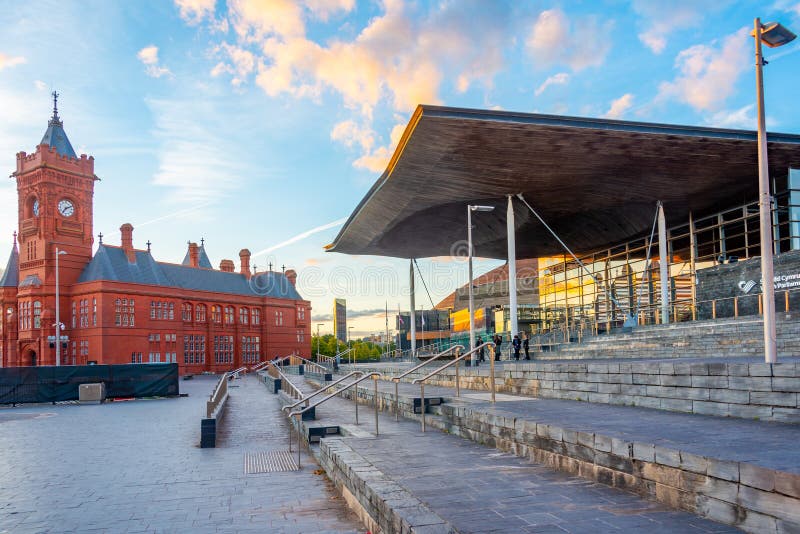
[756,22,797,48]
[469,205,495,212]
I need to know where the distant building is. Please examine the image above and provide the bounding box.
[333,298,347,343]
[0,97,311,371]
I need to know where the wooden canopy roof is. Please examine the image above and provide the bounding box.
[327,105,800,260]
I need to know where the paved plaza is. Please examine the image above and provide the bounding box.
[0,376,364,534]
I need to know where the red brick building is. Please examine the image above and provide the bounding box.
[0,98,311,373]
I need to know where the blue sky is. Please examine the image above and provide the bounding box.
[1,0,799,337]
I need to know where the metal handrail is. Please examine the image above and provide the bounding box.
[282,371,364,412]
[231,366,248,377]
[250,360,270,373]
[412,341,496,432]
[267,361,304,402]
[287,372,382,468]
[292,355,331,375]
[390,344,464,421]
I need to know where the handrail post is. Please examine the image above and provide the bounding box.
[394,380,399,421]
[489,345,496,403]
[455,354,460,398]
[355,386,359,425]
[296,414,301,468]
[420,382,425,432]
[374,376,379,436]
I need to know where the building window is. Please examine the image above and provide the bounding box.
[33,301,41,329]
[79,299,89,328]
[81,341,89,362]
[183,334,206,364]
[115,299,135,327]
[297,329,305,343]
[212,305,221,323]
[181,303,192,322]
[214,335,234,364]
[92,298,97,326]
[151,301,174,320]
[130,351,142,364]
[241,335,261,364]
[72,301,77,328]
[19,301,30,330]
[274,310,284,326]
[239,307,249,325]
[224,306,234,325]
[298,306,305,321]
[196,304,207,323]
[252,308,260,325]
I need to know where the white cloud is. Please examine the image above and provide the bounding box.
[632,1,724,54]
[534,72,569,96]
[526,9,613,71]
[657,27,749,112]
[352,122,405,173]
[174,0,216,25]
[199,0,513,170]
[137,45,172,78]
[147,96,252,204]
[0,53,26,71]
[604,93,634,119]
[705,104,756,129]
[304,0,354,21]
[210,42,255,85]
[34,80,47,91]
[253,216,348,257]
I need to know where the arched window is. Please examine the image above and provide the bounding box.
[33,301,41,329]
[182,303,192,322]
[239,307,249,325]
[212,305,222,323]
[196,304,207,323]
[252,308,260,325]
[224,306,235,325]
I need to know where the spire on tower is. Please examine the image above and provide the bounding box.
[48,91,63,127]
[12,231,17,247]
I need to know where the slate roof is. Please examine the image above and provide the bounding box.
[0,245,19,287]
[78,245,302,300]
[40,115,77,159]
[181,244,213,269]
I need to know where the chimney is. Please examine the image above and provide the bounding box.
[239,249,251,279]
[188,242,200,268]
[285,269,297,286]
[120,223,135,263]
[220,259,235,272]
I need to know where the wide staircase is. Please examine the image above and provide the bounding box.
[246,337,800,534]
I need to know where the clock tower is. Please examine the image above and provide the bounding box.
[10,93,98,365]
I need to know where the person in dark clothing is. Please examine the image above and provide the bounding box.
[522,331,530,360]
[493,334,502,361]
[477,335,485,362]
[512,334,521,360]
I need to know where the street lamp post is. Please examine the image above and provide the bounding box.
[54,247,68,366]
[316,323,323,360]
[752,18,796,364]
[467,204,496,367]
[348,326,354,365]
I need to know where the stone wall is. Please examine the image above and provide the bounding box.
[367,360,800,423]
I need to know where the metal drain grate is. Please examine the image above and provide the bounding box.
[244,451,298,474]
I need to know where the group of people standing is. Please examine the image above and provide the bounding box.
[475,331,531,362]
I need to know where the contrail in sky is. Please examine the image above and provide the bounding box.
[253,217,347,257]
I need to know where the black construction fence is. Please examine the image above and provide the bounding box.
[0,363,179,405]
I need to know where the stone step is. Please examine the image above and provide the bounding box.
[304,375,800,533]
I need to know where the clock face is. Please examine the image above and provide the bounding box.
[58,199,75,217]
[32,199,40,217]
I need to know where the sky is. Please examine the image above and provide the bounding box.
[1,0,799,338]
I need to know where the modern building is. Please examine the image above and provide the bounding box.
[0,98,311,372]
[330,105,800,344]
[333,298,347,343]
